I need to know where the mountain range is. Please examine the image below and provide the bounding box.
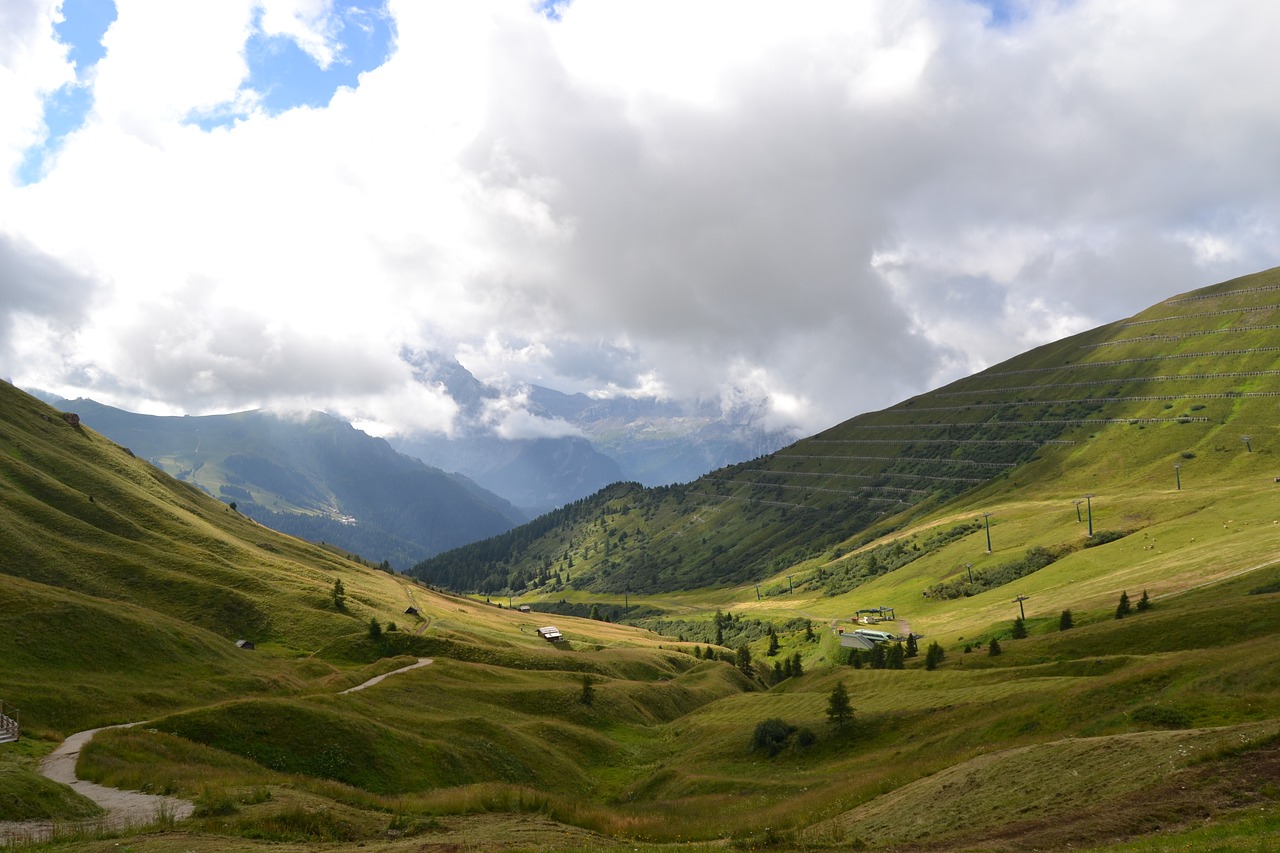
[33,397,526,569]
[389,351,795,513]
[3,267,1280,851]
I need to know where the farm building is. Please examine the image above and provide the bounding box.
[536,626,564,642]
[235,639,255,650]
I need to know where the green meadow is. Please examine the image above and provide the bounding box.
[3,268,1280,850]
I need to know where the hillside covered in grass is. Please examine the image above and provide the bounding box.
[2,268,1280,852]
[412,265,1280,604]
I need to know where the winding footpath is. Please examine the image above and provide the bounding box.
[0,658,434,844]
[0,724,193,844]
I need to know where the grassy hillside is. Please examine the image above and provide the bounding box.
[35,399,527,569]
[3,267,1280,852]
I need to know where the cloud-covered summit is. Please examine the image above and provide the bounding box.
[2,0,1277,438]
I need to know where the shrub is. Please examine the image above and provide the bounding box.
[1132,705,1192,729]
[752,718,796,756]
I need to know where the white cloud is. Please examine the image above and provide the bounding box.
[3,0,1280,440]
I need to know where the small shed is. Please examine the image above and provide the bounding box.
[517,604,532,613]
[536,626,564,642]
[235,639,255,650]
[404,606,419,616]
[838,632,877,651]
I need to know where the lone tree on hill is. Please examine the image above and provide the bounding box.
[1059,609,1074,631]
[925,641,945,671]
[988,637,1003,657]
[735,644,753,677]
[1137,589,1151,612]
[333,578,346,611]
[826,681,854,728]
[1116,591,1132,619]
[1011,615,1028,639]
[905,633,919,658]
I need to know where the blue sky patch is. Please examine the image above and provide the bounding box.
[193,2,395,130]
[16,0,116,185]
[536,0,570,21]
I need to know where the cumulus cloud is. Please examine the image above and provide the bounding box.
[3,0,1280,437]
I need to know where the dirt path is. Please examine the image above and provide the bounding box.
[0,723,194,844]
[340,657,433,693]
[1,657,435,843]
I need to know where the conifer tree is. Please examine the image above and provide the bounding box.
[905,633,919,657]
[735,644,753,676]
[869,642,887,669]
[368,618,382,640]
[887,642,905,670]
[848,648,863,669]
[790,652,804,677]
[988,637,1002,656]
[332,578,346,611]
[767,625,780,656]
[1011,615,1028,639]
[1059,609,1074,631]
[1116,591,1132,619]
[826,681,854,728]
[924,641,944,671]
[1136,589,1151,612]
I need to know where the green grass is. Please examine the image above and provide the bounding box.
[6,268,1280,850]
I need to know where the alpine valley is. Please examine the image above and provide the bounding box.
[3,267,1280,852]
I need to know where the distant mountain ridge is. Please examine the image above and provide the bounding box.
[411,265,1280,596]
[390,352,794,513]
[33,397,525,570]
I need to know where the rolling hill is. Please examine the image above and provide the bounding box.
[31,398,526,569]
[411,265,1280,604]
[2,267,1280,852]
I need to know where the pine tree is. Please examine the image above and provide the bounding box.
[826,681,854,728]
[869,642,887,670]
[782,656,794,678]
[1059,609,1074,631]
[332,578,346,611]
[905,633,919,658]
[1116,591,1132,619]
[848,648,863,669]
[805,620,815,641]
[1011,615,1028,639]
[924,641,944,671]
[767,626,780,656]
[368,618,382,640]
[887,642,905,670]
[735,644,753,676]
[790,652,804,677]
[772,661,785,684]
[1137,589,1151,612]
[988,637,1002,656]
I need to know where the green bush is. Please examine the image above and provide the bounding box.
[752,718,796,756]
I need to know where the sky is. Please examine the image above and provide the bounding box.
[2,0,1278,442]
